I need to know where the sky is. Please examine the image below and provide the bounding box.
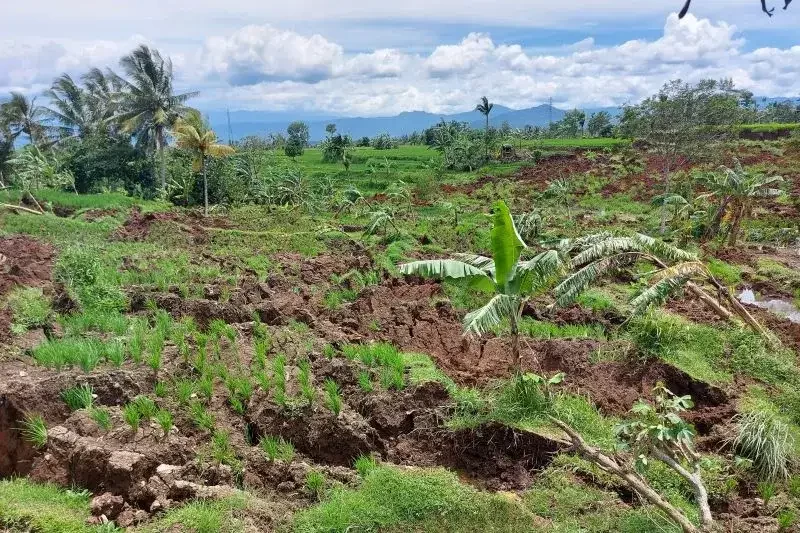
[1,0,799,117]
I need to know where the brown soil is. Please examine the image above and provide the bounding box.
[113,207,232,243]
[0,235,55,343]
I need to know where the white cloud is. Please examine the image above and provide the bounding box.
[424,33,495,77]
[202,25,344,84]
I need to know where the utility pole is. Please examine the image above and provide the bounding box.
[226,108,233,146]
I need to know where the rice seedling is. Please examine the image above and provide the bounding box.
[122,403,141,433]
[89,407,112,432]
[254,370,271,393]
[211,431,237,467]
[105,340,125,367]
[757,481,776,504]
[324,378,342,416]
[357,371,374,393]
[298,359,314,403]
[198,374,214,402]
[306,470,326,501]
[779,509,796,531]
[732,411,795,481]
[132,396,157,421]
[175,379,195,405]
[20,413,47,448]
[259,435,295,462]
[323,344,335,360]
[154,381,167,397]
[155,409,173,439]
[60,384,94,411]
[191,402,215,432]
[354,454,378,477]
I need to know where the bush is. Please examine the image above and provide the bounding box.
[732,411,795,481]
[6,287,51,334]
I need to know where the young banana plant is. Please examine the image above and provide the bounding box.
[399,200,563,371]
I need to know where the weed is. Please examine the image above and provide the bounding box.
[155,409,173,439]
[191,402,215,431]
[89,407,112,432]
[354,454,378,477]
[260,435,296,462]
[123,403,141,433]
[732,411,794,481]
[20,413,47,448]
[779,509,796,531]
[306,470,326,501]
[357,371,374,392]
[757,481,777,504]
[324,378,342,416]
[60,384,94,411]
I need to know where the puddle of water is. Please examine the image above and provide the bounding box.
[739,289,800,324]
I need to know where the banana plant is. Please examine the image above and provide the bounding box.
[399,200,563,370]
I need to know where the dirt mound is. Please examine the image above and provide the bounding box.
[113,207,231,243]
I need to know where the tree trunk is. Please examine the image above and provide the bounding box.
[485,115,490,161]
[727,202,748,247]
[510,312,521,372]
[549,418,700,533]
[156,128,166,191]
[202,156,209,217]
[659,159,672,234]
[685,281,733,321]
[651,447,713,530]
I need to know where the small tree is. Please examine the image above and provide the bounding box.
[587,111,613,138]
[400,200,563,370]
[553,384,712,533]
[173,110,235,216]
[285,121,309,159]
[699,160,784,246]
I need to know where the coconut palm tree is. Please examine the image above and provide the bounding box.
[82,67,125,129]
[115,45,198,189]
[173,110,234,216]
[476,96,494,160]
[45,74,93,138]
[399,200,564,370]
[0,92,51,147]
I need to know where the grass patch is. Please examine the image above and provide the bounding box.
[0,478,104,533]
[292,465,533,533]
[140,495,247,532]
[5,287,51,334]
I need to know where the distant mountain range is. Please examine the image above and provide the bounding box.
[208,104,575,143]
[205,97,798,143]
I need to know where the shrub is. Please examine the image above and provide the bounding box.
[60,384,94,411]
[733,411,795,481]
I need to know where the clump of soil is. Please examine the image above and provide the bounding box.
[113,207,231,243]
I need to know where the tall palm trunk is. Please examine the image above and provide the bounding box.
[156,127,166,191]
[202,155,209,217]
[485,114,490,161]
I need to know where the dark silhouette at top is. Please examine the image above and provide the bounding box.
[679,0,792,18]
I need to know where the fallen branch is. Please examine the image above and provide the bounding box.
[548,417,701,533]
[0,203,44,215]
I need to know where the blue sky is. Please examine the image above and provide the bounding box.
[2,1,799,115]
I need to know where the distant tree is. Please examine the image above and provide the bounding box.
[45,74,94,139]
[357,136,371,147]
[285,121,309,158]
[621,79,744,233]
[0,92,52,147]
[325,123,337,135]
[587,111,614,138]
[115,45,198,190]
[476,96,494,160]
[371,132,395,150]
[173,110,234,216]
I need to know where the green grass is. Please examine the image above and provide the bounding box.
[5,287,51,334]
[0,478,106,533]
[140,495,247,533]
[260,435,296,462]
[31,337,108,371]
[20,413,48,448]
[61,384,94,411]
[706,258,743,286]
[292,465,534,533]
[521,137,631,149]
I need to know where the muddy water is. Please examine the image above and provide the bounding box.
[739,289,800,324]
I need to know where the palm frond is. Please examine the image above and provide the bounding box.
[463,294,518,336]
[572,237,637,266]
[630,275,691,316]
[633,233,697,262]
[398,260,491,281]
[554,254,631,307]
